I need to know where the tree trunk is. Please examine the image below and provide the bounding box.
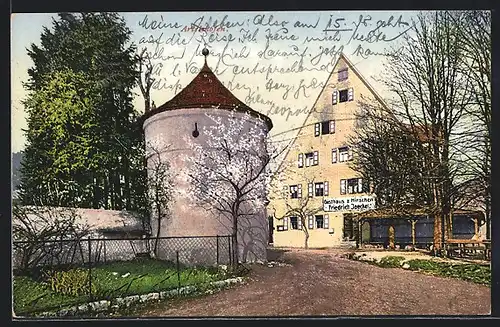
[123,159,131,210]
[232,213,239,264]
[388,225,395,250]
[485,210,490,240]
[303,226,309,249]
[433,212,442,253]
[109,174,115,210]
[153,191,162,256]
[92,174,99,209]
[485,188,491,239]
[103,175,109,210]
[447,211,453,240]
[113,171,121,210]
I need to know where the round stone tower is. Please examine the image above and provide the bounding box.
[142,49,273,264]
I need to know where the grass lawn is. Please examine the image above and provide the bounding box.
[13,259,228,316]
[369,255,491,286]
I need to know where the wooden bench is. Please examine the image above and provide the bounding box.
[446,239,491,260]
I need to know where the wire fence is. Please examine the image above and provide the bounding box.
[12,235,241,316]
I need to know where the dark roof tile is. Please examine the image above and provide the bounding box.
[142,52,273,130]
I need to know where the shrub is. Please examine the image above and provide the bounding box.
[405,259,490,285]
[44,268,96,296]
[378,256,406,268]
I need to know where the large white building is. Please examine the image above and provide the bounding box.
[142,49,273,263]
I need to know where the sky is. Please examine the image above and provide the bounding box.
[11,11,420,153]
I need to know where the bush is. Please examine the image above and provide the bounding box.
[378,256,406,268]
[44,268,95,296]
[405,259,490,285]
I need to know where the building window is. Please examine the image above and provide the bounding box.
[332,148,337,163]
[289,184,302,198]
[315,121,335,136]
[283,217,289,231]
[338,68,348,81]
[308,215,329,229]
[339,88,354,103]
[308,215,314,229]
[321,121,330,134]
[339,147,353,162]
[308,181,329,197]
[304,151,319,167]
[305,152,313,167]
[339,89,348,103]
[315,215,324,228]
[290,216,299,230]
[277,217,289,231]
[340,178,364,194]
[298,153,304,168]
[315,182,324,197]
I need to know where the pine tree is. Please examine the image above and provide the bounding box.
[19,13,147,211]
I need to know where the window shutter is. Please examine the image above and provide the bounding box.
[330,120,335,134]
[332,90,338,105]
[314,123,320,137]
[332,148,337,163]
[324,214,329,229]
[298,184,302,198]
[348,88,354,101]
[358,178,363,193]
[340,179,346,195]
[297,217,302,230]
[348,148,353,161]
[298,153,303,168]
[313,151,319,165]
[324,181,329,196]
[283,217,288,230]
[308,215,314,229]
[308,183,313,198]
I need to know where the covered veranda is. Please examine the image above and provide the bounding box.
[349,206,485,250]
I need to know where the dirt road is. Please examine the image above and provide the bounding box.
[137,248,490,317]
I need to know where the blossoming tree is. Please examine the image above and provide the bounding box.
[269,170,325,249]
[143,134,173,255]
[181,111,287,263]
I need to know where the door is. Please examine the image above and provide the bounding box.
[343,214,357,241]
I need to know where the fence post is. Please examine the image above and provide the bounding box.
[88,236,92,302]
[216,235,220,265]
[176,251,181,295]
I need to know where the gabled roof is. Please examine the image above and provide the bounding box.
[142,50,273,130]
[402,124,444,143]
[273,53,388,174]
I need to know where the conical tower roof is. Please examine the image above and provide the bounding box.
[142,49,273,130]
